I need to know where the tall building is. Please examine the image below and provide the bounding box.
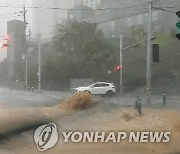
[32,0,74,38]
[7,20,25,79]
[32,0,179,38]
[97,0,179,38]
[71,0,179,38]
[68,4,95,22]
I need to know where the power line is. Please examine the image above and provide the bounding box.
[0,2,23,7]
[0,35,27,38]
[0,0,175,11]
[95,10,149,24]
[155,0,180,5]
[0,14,23,20]
[0,3,178,12]
[0,5,149,11]
[0,1,178,11]
[0,11,23,16]
[0,2,178,12]
[162,6,180,9]
[153,7,176,14]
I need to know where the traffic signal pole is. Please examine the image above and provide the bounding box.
[146,0,153,104]
[120,34,123,95]
[23,0,28,91]
[37,34,42,92]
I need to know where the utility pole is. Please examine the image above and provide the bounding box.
[120,34,123,95]
[146,0,153,104]
[23,0,28,90]
[37,34,42,92]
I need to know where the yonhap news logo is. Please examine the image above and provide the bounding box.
[61,131,171,143]
[34,123,171,151]
[34,123,58,152]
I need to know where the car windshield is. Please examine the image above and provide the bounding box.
[0,0,180,153]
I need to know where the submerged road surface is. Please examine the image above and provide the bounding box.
[0,88,62,109]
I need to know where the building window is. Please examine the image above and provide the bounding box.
[127,17,132,26]
[138,15,143,24]
[152,11,159,21]
[111,21,115,30]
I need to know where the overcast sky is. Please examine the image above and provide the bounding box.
[0,0,32,61]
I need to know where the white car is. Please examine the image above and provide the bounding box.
[75,82,116,97]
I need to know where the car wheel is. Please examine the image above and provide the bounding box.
[106,90,113,97]
[85,90,91,94]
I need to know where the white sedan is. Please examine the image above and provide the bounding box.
[75,82,116,97]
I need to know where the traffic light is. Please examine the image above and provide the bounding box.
[3,43,8,47]
[0,43,8,48]
[152,44,159,63]
[0,43,3,48]
[113,65,122,71]
[176,11,180,40]
[0,35,9,48]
